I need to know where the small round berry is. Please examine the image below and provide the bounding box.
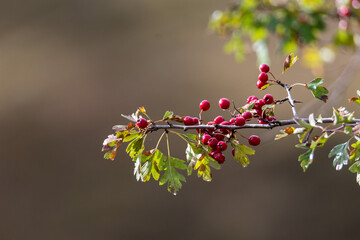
[267,116,277,122]
[256,109,263,118]
[247,96,258,104]
[254,99,265,110]
[235,116,245,126]
[263,94,274,105]
[213,131,225,141]
[242,111,252,120]
[259,64,270,73]
[199,100,210,111]
[136,118,148,129]
[220,121,230,125]
[209,150,220,158]
[248,135,261,146]
[208,137,219,149]
[258,72,268,83]
[202,134,211,145]
[217,141,228,152]
[257,80,267,89]
[258,119,267,124]
[214,116,225,124]
[218,98,230,110]
[192,117,199,125]
[213,152,225,164]
[183,116,193,126]
[229,118,236,124]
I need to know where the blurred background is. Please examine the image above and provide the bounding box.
[0,0,359,239]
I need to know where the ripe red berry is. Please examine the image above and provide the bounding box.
[199,100,210,111]
[213,152,225,164]
[258,119,267,124]
[248,135,261,146]
[202,134,211,145]
[267,116,276,122]
[218,98,230,109]
[208,137,219,149]
[192,117,199,125]
[263,94,274,104]
[259,64,270,73]
[229,118,236,124]
[217,141,227,151]
[254,99,265,110]
[136,118,148,129]
[209,150,220,158]
[213,131,225,141]
[235,117,245,126]
[258,72,268,82]
[242,111,252,120]
[183,116,193,126]
[214,116,225,124]
[247,96,258,104]
[256,80,267,89]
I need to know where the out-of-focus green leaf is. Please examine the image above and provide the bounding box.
[224,32,245,62]
[328,141,349,171]
[230,139,255,167]
[306,78,328,102]
[334,30,355,47]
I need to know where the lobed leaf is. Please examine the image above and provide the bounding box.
[328,141,349,171]
[306,78,328,102]
[126,136,144,158]
[159,157,187,195]
[230,139,255,167]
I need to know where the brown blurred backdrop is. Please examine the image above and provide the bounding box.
[0,0,359,239]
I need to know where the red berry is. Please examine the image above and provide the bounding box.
[267,116,276,122]
[213,152,225,164]
[235,117,245,126]
[217,141,228,151]
[213,131,225,141]
[263,94,274,104]
[192,117,199,125]
[255,109,263,118]
[220,121,230,125]
[259,64,270,73]
[242,111,252,120]
[208,137,219,149]
[214,116,225,124]
[258,119,267,124]
[248,135,261,146]
[136,118,148,129]
[199,100,210,111]
[183,116,193,126]
[254,99,265,109]
[209,150,220,158]
[258,72,268,82]
[229,118,236,124]
[257,80,267,89]
[202,134,211,145]
[247,96,258,103]
[232,149,235,156]
[219,98,230,109]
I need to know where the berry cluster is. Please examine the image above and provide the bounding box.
[257,64,270,89]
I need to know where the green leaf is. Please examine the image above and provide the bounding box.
[230,139,255,167]
[344,126,353,135]
[328,141,349,171]
[126,136,144,158]
[159,157,187,195]
[163,111,174,120]
[333,107,354,124]
[123,132,141,142]
[349,97,360,106]
[308,113,316,127]
[306,78,329,102]
[349,161,360,173]
[134,150,166,182]
[350,141,360,163]
[283,53,298,73]
[298,147,315,172]
[298,119,313,129]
